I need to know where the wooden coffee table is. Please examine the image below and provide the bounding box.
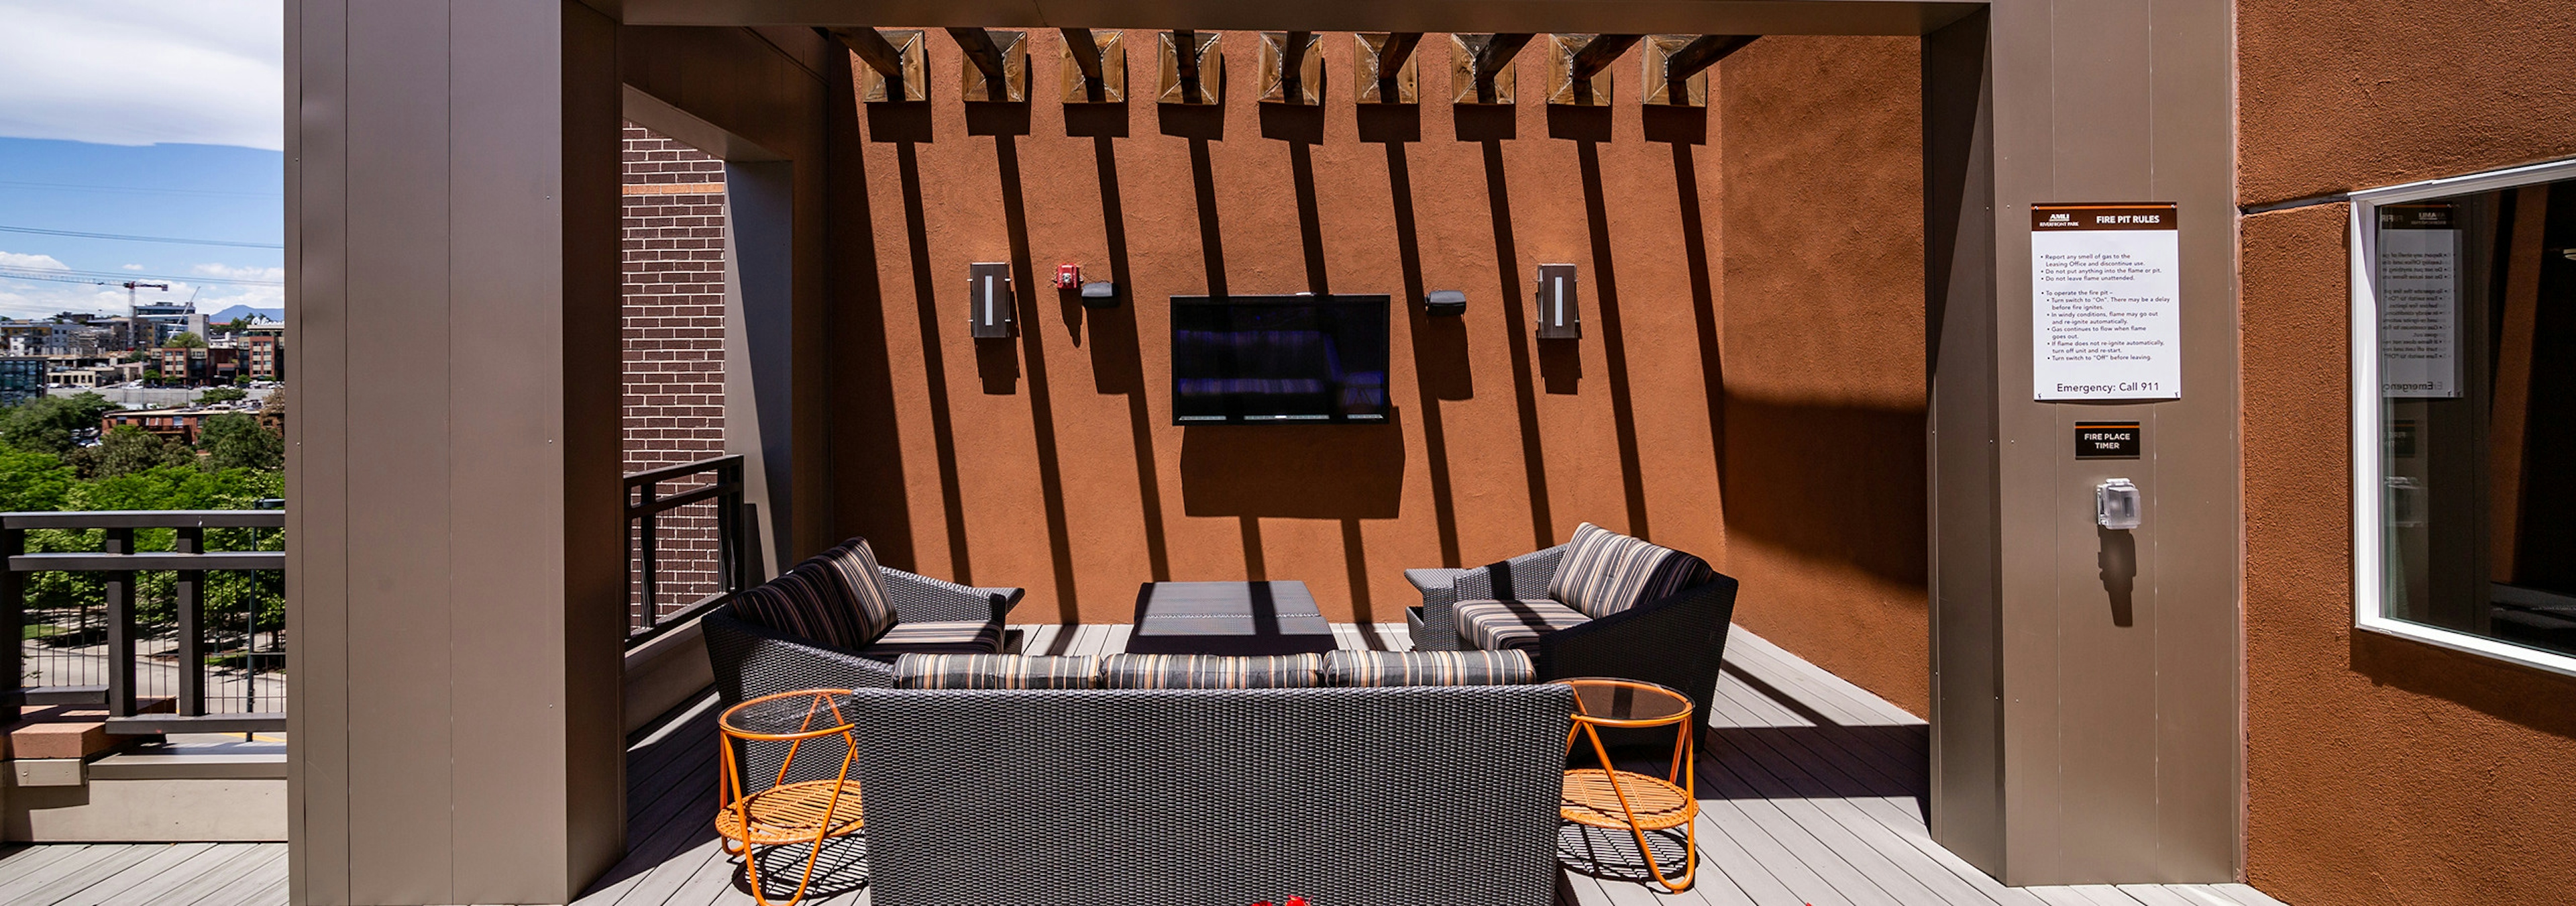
[1126,580,1339,655]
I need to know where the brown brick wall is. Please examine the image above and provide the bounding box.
[623,123,728,625]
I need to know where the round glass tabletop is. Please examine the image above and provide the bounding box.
[1555,676,1692,723]
[721,689,861,738]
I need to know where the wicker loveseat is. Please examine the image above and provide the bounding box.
[716,650,1568,906]
[701,537,1025,701]
[1405,522,1741,738]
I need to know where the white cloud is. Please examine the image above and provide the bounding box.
[0,251,70,270]
[0,250,280,319]
[119,264,145,271]
[0,1,283,150]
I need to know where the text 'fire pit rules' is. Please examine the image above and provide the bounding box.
[2031,203,2181,401]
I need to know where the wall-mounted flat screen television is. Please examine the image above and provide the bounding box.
[1172,294,1391,425]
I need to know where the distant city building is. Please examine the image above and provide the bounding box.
[103,406,218,444]
[0,357,44,407]
[154,346,241,387]
[244,334,282,380]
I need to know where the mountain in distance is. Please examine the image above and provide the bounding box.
[207,305,284,323]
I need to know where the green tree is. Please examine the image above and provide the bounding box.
[196,412,281,471]
[0,446,76,511]
[196,387,248,405]
[1,392,117,456]
[72,425,197,479]
[166,332,207,349]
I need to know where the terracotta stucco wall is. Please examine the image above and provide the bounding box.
[2240,3,2576,903]
[825,28,1929,709]
[1718,36,1928,714]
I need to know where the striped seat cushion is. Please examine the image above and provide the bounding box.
[1097,654,1326,689]
[1455,599,1593,651]
[1548,522,1715,619]
[863,619,1008,655]
[895,654,1101,690]
[1325,650,1535,687]
[726,564,878,650]
[806,538,902,646]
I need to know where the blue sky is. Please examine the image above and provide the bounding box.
[0,1,284,319]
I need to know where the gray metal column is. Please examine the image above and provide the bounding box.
[1931,0,2243,886]
[287,1,627,903]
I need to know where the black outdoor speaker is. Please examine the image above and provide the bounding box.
[1424,290,1466,317]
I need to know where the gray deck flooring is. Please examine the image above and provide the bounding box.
[578,623,2296,906]
[0,623,2293,905]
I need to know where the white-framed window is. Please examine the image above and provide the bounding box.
[2351,157,2576,678]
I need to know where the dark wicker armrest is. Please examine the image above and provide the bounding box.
[1403,568,1472,651]
[702,606,898,705]
[1417,545,1567,652]
[882,568,1024,623]
[1536,572,1741,740]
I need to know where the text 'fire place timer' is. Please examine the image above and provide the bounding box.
[969,262,1014,338]
[1536,264,1579,338]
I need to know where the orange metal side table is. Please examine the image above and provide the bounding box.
[1555,676,1699,893]
[717,689,867,906]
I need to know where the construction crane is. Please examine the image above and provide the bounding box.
[119,281,170,350]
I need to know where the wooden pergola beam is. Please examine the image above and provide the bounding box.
[1568,34,1644,81]
[1467,33,1532,104]
[1061,28,1106,102]
[1664,34,1758,81]
[826,27,907,81]
[1174,29,1204,103]
[1377,32,1421,97]
[948,27,1011,89]
[1281,30,1312,103]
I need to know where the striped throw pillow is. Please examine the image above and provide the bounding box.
[1325,650,1535,687]
[726,564,877,650]
[896,654,1102,689]
[1548,522,1713,619]
[1097,654,1326,689]
[807,538,900,646]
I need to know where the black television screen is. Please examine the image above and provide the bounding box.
[1171,294,1391,425]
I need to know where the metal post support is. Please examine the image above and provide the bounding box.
[1,527,21,721]
[103,527,134,717]
[639,481,659,630]
[175,526,204,716]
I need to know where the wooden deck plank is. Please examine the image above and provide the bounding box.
[147,845,284,906]
[0,845,133,904]
[2210,883,2294,906]
[574,623,2296,906]
[8,843,166,906]
[59,844,270,906]
[0,844,91,888]
[42,842,215,906]
[176,844,288,906]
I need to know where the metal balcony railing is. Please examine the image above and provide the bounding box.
[1,509,286,734]
[626,454,752,645]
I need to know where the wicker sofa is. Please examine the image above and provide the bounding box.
[708,634,1571,905]
[1405,522,1741,738]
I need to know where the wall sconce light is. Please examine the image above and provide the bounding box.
[1259,32,1324,104]
[1356,33,1421,104]
[829,28,927,103]
[1450,34,1529,105]
[1081,282,1118,308]
[1425,290,1466,317]
[1158,31,1224,105]
[1547,34,1642,106]
[1059,29,1126,103]
[969,262,1014,338]
[952,28,1029,103]
[1535,264,1579,338]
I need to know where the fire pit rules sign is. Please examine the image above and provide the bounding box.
[2031,203,2182,401]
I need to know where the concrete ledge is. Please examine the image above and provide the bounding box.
[5,776,284,841]
[624,614,714,735]
[91,739,286,781]
[12,759,83,787]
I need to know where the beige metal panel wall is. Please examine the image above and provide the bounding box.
[288,1,627,903]
[1951,0,2242,885]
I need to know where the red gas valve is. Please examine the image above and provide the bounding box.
[1053,263,1082,289]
